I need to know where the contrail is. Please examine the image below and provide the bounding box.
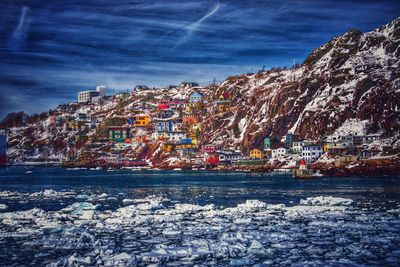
[8,6,30,50]
[176,2,220,46]
[185,2,220,33]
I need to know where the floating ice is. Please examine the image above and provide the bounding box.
[300,196,354,206]
[0,191,398,266]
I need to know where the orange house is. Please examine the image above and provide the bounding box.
[182,114,200,125]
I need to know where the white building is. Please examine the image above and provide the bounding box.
[271,147,289,158]
[292,140,313,154]
[78,86,106,103]
[216,150,244,164]
[151,131,186,143]
[302,145,323,162]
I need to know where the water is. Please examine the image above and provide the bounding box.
[0,167,399,266]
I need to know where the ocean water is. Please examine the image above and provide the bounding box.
[0,167,399,266]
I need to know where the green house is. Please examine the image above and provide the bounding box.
[108,126,130,143]
[264,137,271,150]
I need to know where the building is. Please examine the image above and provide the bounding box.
[271,147,289,158]
[249,149,264,160]
[133,115,151,127]
[182,114,200,125]
[115,92,130,100]
[204,153,219,166]
[334,155,358,167]
[302,145,323,162]
[108,127,130,143]
[180,82,199,88]
[78,86,106,103]
[169,132,186,143]
[216,92,231,112]
[216,150,244,165]
[158,99,170,111]
[284,134,296,147]
[188,91,203,103]
[263,137,271,150]
[363,133,382,144]
[0,130,7,166]
[154,119,181,132]
[292,140,313,154]
[324,142,352,154]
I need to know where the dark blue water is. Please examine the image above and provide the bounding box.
[1,167,399,209]
[0,167,399,266]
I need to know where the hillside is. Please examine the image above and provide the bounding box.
[1,17,399,166]
[202,18,400,152]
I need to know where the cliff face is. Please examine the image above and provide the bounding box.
[1,18,400,161]
[202,18,400,152]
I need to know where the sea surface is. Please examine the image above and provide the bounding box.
[0,167,399,266]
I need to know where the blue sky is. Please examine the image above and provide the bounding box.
[0,0,399,118]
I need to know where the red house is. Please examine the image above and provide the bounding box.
[158,99,169,111]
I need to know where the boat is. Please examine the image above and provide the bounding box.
[292,160,322,179]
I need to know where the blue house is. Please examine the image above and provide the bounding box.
[188,91,203,103]
[155,121,174,132]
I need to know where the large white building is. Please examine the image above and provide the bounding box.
[302,145,323,162]
[78,86,106,103]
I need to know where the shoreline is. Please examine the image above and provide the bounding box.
[4,157,400,177]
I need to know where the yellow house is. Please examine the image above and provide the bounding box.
[249,149,264,160]
[162,143,174,152]
[133,115,150,127]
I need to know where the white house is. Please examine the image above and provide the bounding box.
[292,140,313,154]
[169,132,186,143]
[302,145,323,162]
[271,147,289,158]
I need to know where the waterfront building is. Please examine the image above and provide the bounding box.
[216,150,244,165]
[302,145,323,162]
[249,149,264,160]
[271,147,289,158]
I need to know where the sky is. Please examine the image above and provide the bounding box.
[0,0,399,119]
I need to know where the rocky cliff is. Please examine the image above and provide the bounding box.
[202,18,400,152]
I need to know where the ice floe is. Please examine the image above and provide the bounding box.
[0,190,399,266]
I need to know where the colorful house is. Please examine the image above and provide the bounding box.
[182,114,200,125]
[216,92,231,112]
[204,153,219,166]
[157,109,174,119]
[133,115,151,127]
[263,137,271,150]
[249,149,264,160]
[108,126,131,143]
[158,99,170,111]
[188,91,203,103]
